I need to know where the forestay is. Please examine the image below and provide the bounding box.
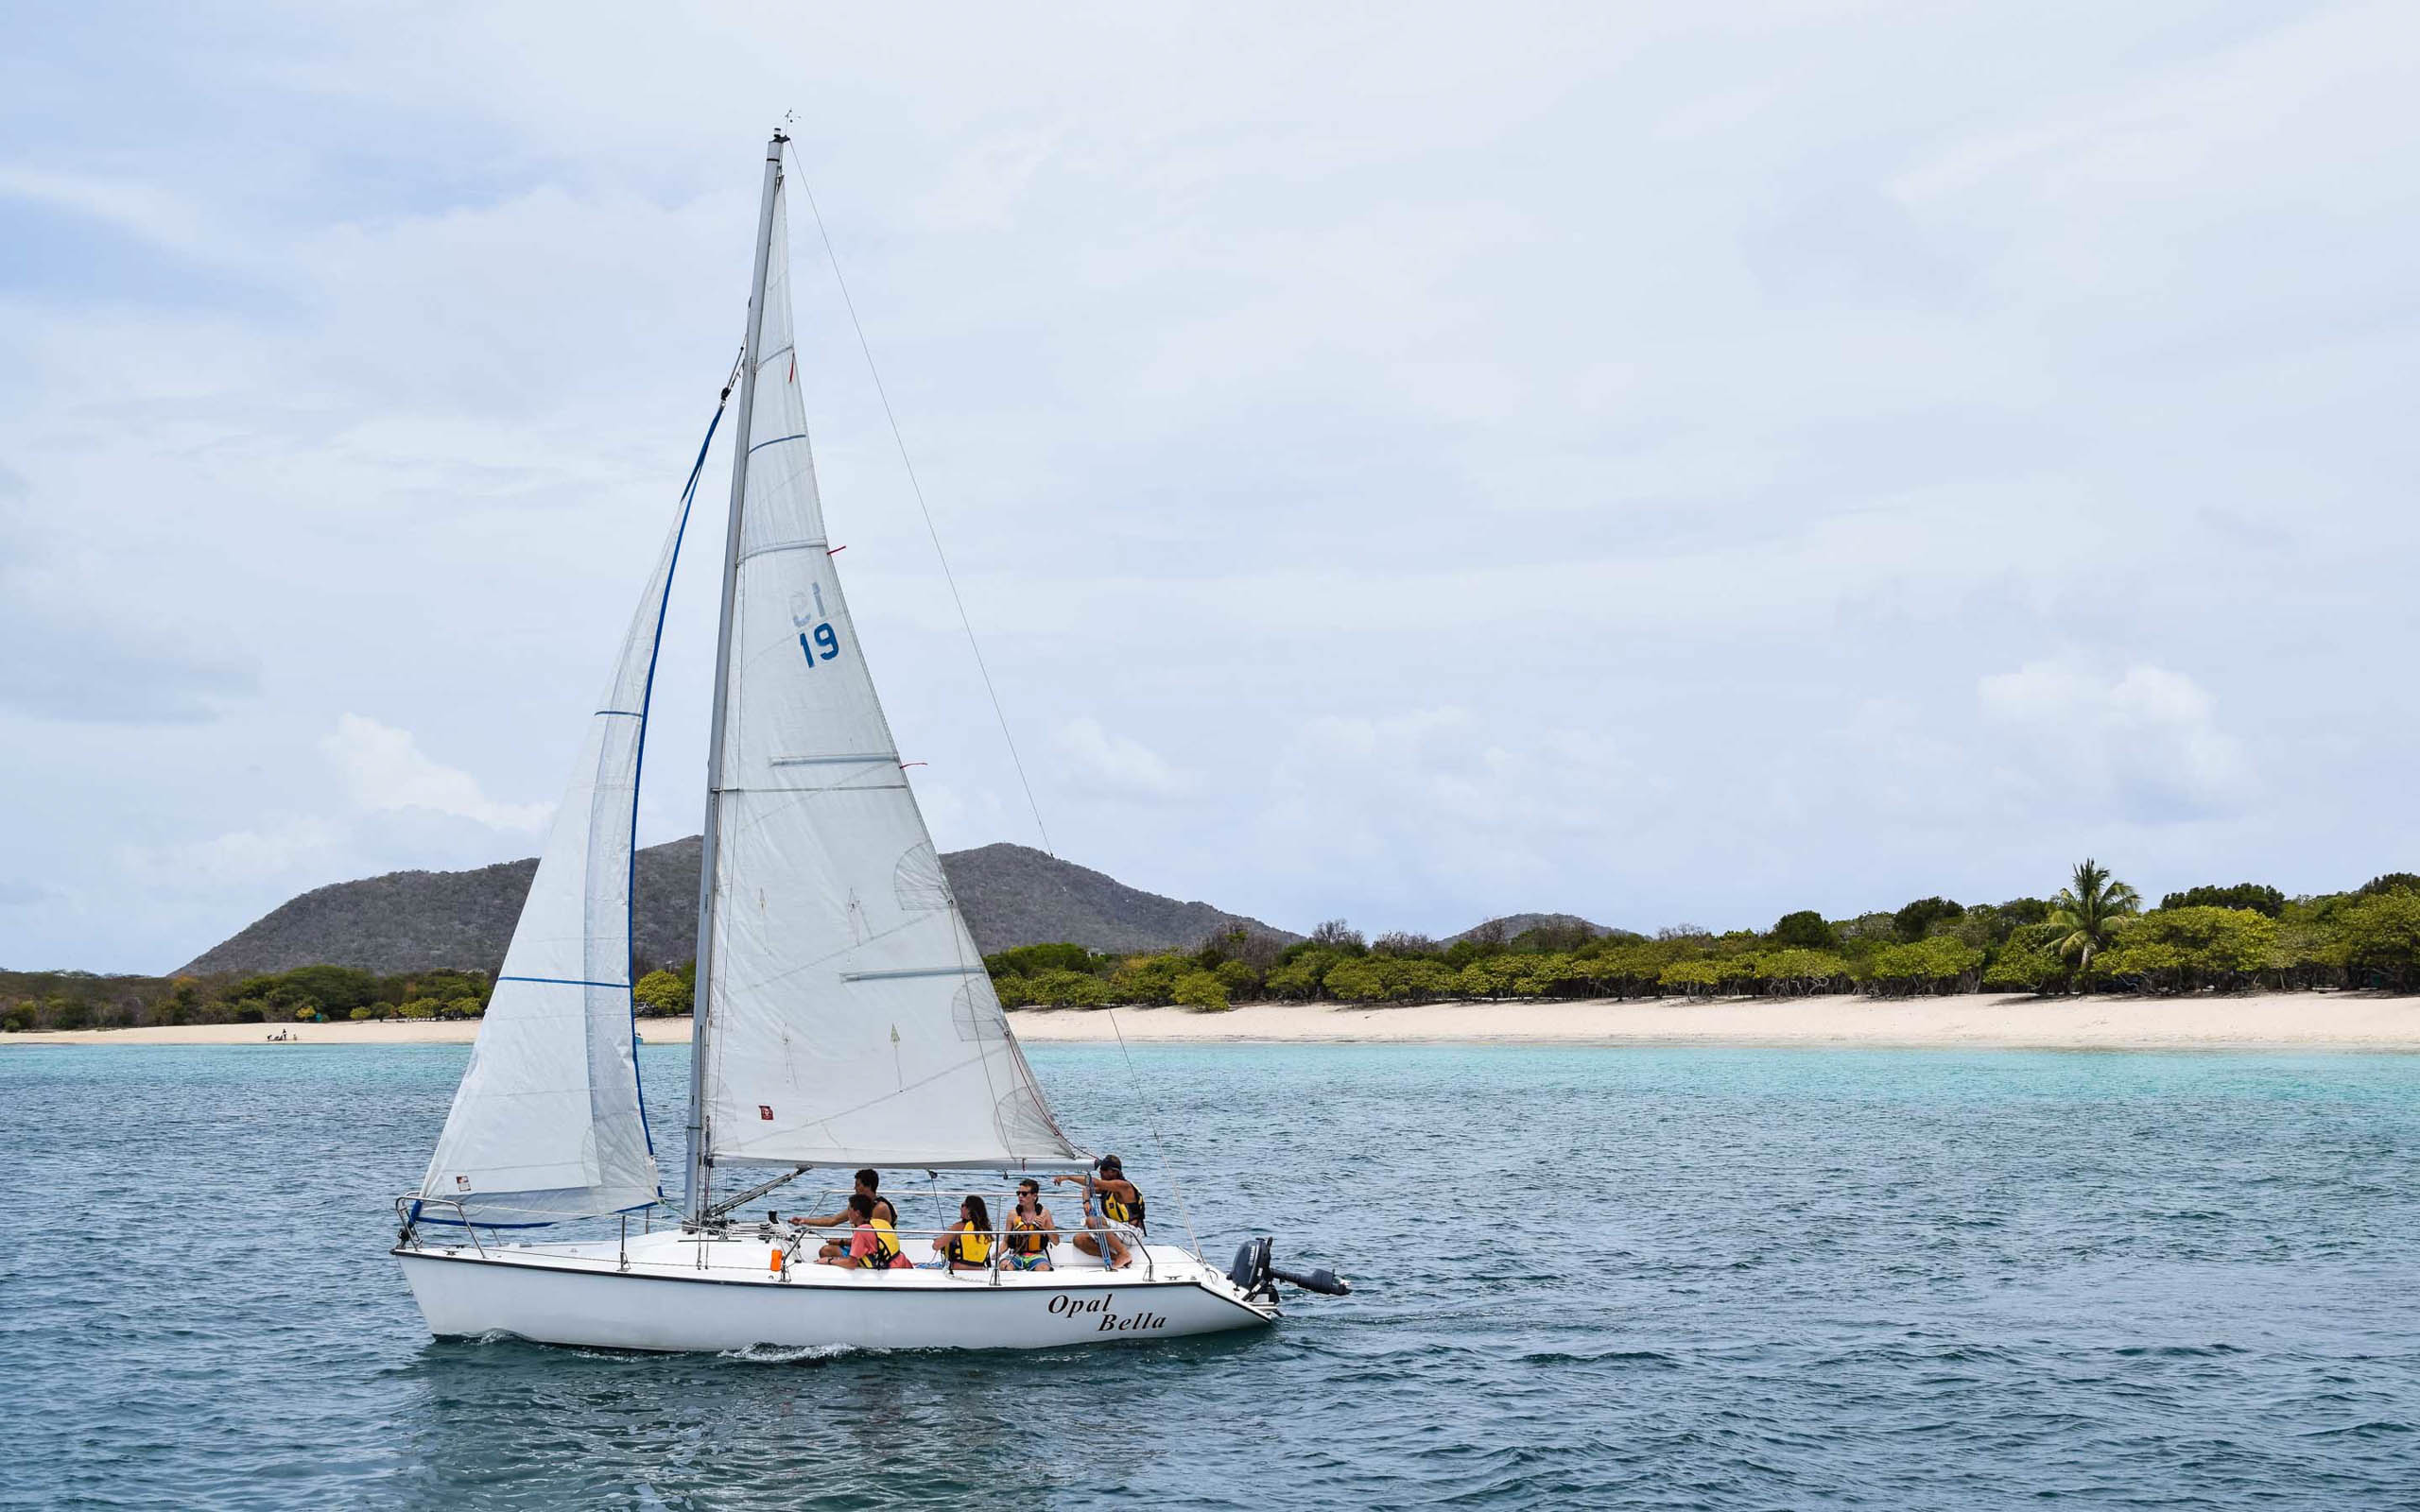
[695,157,1083,1174]
[416,502,692,1224]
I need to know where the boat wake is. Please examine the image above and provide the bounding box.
[717,1342,865,1366]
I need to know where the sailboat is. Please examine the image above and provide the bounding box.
[391,132,1342,1352]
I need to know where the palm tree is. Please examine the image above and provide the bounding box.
[2047,857,2141,978]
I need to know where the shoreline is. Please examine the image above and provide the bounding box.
[8,992,2416,1051]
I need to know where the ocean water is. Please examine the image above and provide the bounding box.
[2,1042,2416,1509]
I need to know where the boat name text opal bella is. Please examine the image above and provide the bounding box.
[1046,1292,1169,1332]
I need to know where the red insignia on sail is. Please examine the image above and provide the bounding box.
[759,1104,774,1121]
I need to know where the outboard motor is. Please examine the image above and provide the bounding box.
[1228,1235,1351,1302]
[1270,1260,1352,1297]
[1227,1236,1274,1302]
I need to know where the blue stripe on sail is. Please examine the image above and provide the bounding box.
[626,395,724,1194]
[595,709,642,716]
[748,432,809,455]
[497,975,631,989]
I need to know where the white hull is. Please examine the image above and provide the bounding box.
[396,1228,1275,1352]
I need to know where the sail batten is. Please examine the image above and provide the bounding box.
[691,146,1083,1180]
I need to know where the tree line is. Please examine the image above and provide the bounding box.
[980,862,2420,1011]
[0,954,710,1033]
[6,862,2417,1033]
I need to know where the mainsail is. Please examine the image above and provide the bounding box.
[690,146,1082,1184]
[416,492,697,1225]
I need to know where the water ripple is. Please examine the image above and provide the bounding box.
[4,1043,2418,1507]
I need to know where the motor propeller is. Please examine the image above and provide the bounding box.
[1227,1236,1351,1301]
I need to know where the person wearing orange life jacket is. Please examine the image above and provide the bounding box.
[1054,1154,1145,1270]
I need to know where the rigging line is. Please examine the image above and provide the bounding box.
[788,154,1057,858]
[1104,1007,1201,1261]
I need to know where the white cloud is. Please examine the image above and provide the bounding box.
[120,816,344,887]
[1978,662,2251,819]
[1057,716,1191,799]
[320,713,551,833]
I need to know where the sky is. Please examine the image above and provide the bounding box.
[3,2,2416,972]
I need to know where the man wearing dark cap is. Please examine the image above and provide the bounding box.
[1054,1154,1144,1270]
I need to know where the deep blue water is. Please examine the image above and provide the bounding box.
[3,1042,2417,1508]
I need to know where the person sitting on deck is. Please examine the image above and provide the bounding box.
[1054,1155,1144,1271]
[818,1193,908,1270]
[931,1194,994,1272]
[1004,1179,1057,1271]
[791,1168,900,1262]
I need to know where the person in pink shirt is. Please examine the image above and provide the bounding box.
[818,1193,908,1270]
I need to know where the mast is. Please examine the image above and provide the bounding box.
[683,130,786,1226]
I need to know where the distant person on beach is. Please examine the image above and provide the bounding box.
[1054,1155,1144,1270]
[792,1168,898,1261]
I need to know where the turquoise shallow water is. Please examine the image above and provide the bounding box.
[2,1042,2416,1508]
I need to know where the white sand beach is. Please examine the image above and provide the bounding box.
[10,993,2417,1050]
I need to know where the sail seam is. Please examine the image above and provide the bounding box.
[497,974,632,989]
[735,540,829,564]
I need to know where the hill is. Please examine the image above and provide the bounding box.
[177,838,1295,976]
[1450,912,1617,944]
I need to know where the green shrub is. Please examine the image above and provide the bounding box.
[1028,969,1111,1009]
[632,969,693,1018]
[1172,971,1230,1012]
[2340,892,2420,990]
[1213,959,1261,1000]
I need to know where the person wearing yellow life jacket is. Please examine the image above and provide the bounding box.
[1054,1154,1144,1270]
[935,1194,994,1272]
[816,1193,909,1270]
[1005,1178,1057,1271]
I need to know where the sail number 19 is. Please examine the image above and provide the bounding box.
[799,623,840,667]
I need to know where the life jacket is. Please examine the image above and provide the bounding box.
[946,1225,993,1267]
[860,1217,905,1269]
[872,1195,898,1225]
[1008,1211,1052,1255]
[1101,1182,1146,1230]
